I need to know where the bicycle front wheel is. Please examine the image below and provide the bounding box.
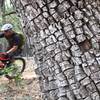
[5,58,26,79]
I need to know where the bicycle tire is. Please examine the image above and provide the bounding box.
[5,57,26,79]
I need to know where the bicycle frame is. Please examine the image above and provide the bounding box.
[0,53,10,61]
[0,53,11,69]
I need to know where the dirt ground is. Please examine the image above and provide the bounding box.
[0,57,42,100]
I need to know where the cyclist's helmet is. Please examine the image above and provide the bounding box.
[1,23,13,31]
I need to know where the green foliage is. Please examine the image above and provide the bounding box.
[0,63,23,86]
[0,0,22,32]
[14,73,23,87]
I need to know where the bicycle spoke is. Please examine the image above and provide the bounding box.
[6,58,25,79]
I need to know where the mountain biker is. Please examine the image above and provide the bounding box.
[0,23,25,68]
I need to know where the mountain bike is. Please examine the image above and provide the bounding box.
[0,53,25,79]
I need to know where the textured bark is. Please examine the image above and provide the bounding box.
[10,0,100,100]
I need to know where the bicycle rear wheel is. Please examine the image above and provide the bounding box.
[5,58,26,79]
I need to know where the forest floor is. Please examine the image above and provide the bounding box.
[0,57,42,100]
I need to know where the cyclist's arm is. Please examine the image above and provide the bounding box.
[6,35,20,54]
[6,46,18,54]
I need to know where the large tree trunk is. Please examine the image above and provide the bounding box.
[11,0,100,100]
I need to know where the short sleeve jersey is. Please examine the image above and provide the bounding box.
[0,32,21,48]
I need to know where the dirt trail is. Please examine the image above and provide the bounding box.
[0,57,42,100]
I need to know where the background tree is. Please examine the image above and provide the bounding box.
[9,0,100,100]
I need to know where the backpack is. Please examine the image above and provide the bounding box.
[17,33,26,48]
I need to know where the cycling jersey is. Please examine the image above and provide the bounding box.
[0,32,25,49]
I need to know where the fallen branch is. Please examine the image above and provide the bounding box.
[3,11,16,17]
